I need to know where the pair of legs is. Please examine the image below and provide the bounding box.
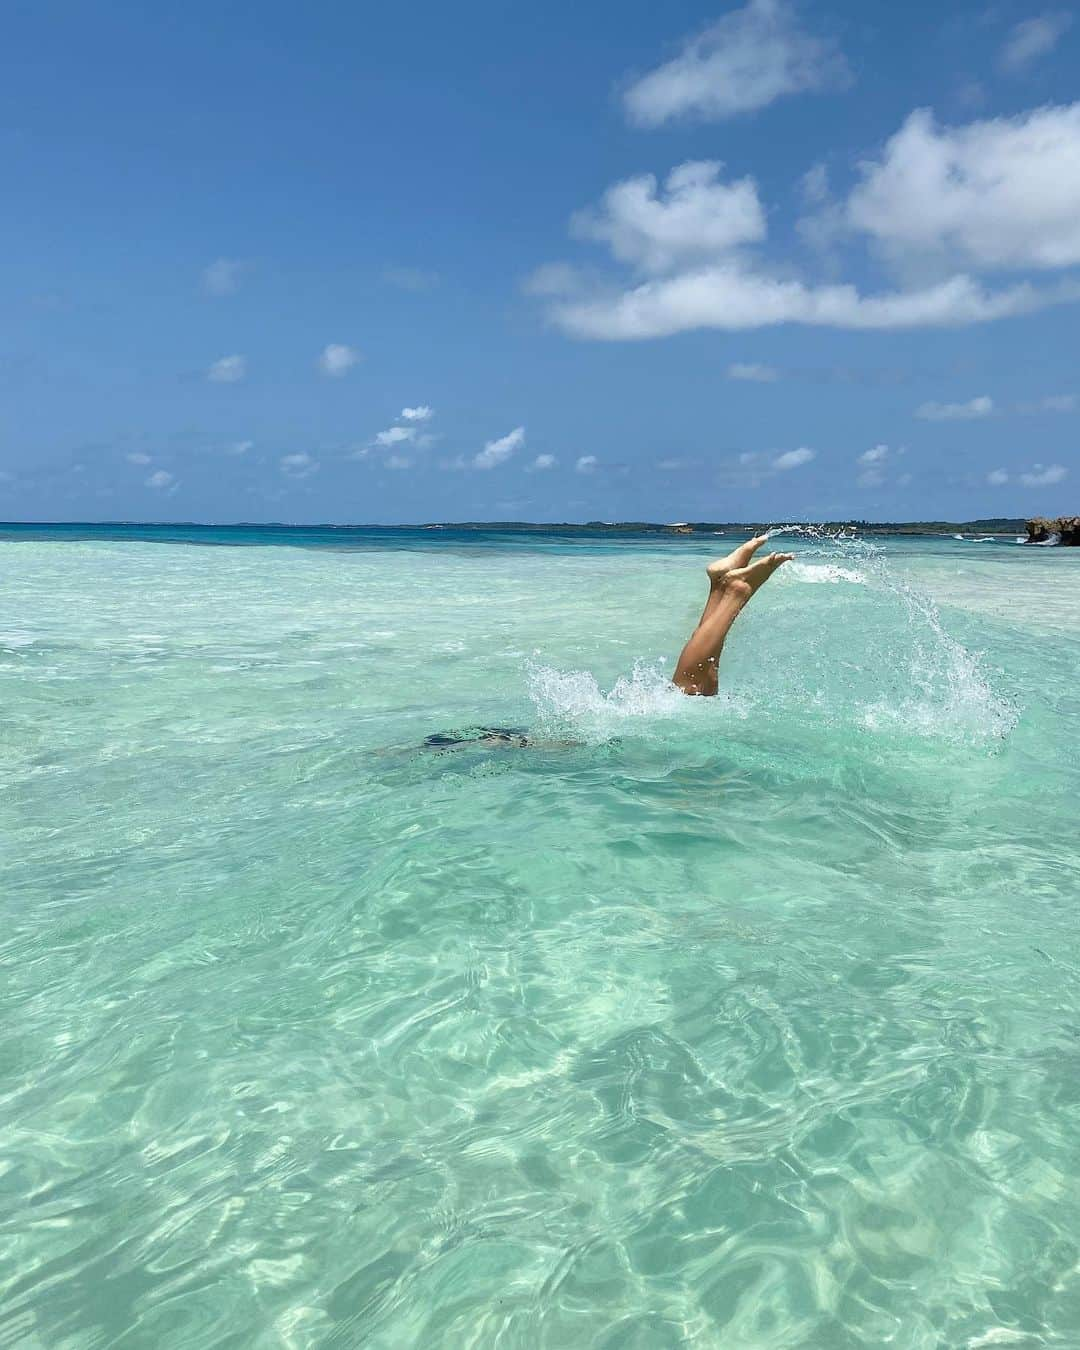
[672,536,793,696]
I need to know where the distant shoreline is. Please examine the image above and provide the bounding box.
[0,518,1027,536]
[417,519,1028,537]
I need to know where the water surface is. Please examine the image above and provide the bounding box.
[2,525,1078,1348]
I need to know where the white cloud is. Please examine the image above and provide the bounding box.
[916,395,994,421]
[987,469,1010,485]
[733,447,813,481]
[858,445,891,483]
[319,344,361,377]
[227,439,254,455]
[280,452,318,478]
[552,269,1050,340]
[202,258,243,295]
[208,354,246,383]
[1017,393,1076,414]
[773,447,814,470]
[576,455,598,474]
[1000,13,1071,73]
[375,425,415,447]
[145,470,174,489]
[856,446,892,487]
[474,426,525,470]
[1020,463,1068,486]
[529,453,558,471]
[727,361,778,382]
[571,161,765,275]
[845,104,1080,271]
[622,0,849,127]
[401,405,433,421]
[126,452,152,465]
[385,454,412,470]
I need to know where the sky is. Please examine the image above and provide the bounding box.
[3,0,1080,524]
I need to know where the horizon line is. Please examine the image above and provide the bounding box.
[0,516,1036,530]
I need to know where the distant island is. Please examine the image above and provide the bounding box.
[5,517,1076,543]
[424,518,1029,536]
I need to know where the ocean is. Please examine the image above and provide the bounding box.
[2,523,1079,1348]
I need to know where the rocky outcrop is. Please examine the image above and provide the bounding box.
[1026,516,1080,545]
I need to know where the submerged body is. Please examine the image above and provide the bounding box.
[422,726,532,750]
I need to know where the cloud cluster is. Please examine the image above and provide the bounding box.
[361,405,439,469]
[622,0,848,127]
[356,410,547,476]
[537,100,1080,339]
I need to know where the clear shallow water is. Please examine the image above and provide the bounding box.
[2,525,1079,1348]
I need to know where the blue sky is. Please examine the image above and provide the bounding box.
[4,0,1079,523]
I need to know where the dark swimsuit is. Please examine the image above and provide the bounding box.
[421,726,532,750]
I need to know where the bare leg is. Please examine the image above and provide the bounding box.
[673,547,793,695]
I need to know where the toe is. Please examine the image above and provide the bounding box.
[733,533,768,566]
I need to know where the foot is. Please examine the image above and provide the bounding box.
[706,534,768,586]
[723,551,794,600]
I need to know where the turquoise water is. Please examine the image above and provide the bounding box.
[3,524,1079,1348]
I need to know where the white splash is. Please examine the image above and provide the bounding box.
[785,562,866,585]
[859,568,1018,743]
[526,658,746,741]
